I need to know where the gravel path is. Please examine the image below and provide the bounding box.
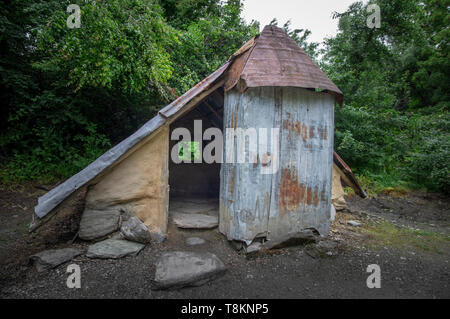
[0,186,449,298]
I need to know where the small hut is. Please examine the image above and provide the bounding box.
[33,26,365,244]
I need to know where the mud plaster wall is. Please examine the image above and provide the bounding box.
[332,164,346,211]
[169,108,221,199]
[84,126,169,235]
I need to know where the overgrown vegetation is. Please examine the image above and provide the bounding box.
[360,220,450,253]
[324,0,449,193]
[0,0,448,193]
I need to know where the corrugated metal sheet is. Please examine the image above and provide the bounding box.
[226,25,344,105]
[220,87,276,243]
[220,87,334,243]
[268,88,335,239]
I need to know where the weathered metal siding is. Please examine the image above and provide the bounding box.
[268,88,334,239]
[220,87,277,243]
[220,87,334,243]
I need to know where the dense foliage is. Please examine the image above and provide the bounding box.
[323,0,449,192]
[0,0,257,182]
[0,0,448,193]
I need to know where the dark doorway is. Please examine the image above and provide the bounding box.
[168,88,224,203]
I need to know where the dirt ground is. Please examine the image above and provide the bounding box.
[0,184,448,299]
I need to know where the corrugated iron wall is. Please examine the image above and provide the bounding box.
[220,87,334,243]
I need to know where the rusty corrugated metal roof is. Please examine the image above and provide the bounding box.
[226,25,344,105]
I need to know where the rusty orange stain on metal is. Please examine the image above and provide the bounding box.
[280,167,300,214]
[294,121,301,134]
[283,119,318,143]
[301,124,308,142]
[313,186,320,206]
[306,187,312,205]
[299,183,306,204]
[309,126,315,139]
[261,152,270,167]
[317,126,328,140]
[280,166,323,213]
[229,170,235,197]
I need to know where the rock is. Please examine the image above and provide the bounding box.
[305,240,340,259]
[347,220,362,227]
[330,205,336,222]
[172,213,218,229]
[170,201,218,214]
[263,229,318,250]
[245,242,262,254]
[185,237,206,246]
[30,248,84,272]
[120,216,152,244]
[79,209,120,241]
[229,240,243,251]
[149,232,166,243]
[153,251,226,290]
[86,239,145,259]
[109,232,124,240]
[119,208,135,222]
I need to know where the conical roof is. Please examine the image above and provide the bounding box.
[225,25,343,105]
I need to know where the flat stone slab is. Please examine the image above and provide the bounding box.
[121,216,151,244]
[170,201,218,215]
[79,209,120,241]
[86,239,145,259]
[153,251,226,290]
[245,242,262,254]
[263,229,318,250]
[172,213,218,229]
[185,237,206,246]
[30,248,84,272]
[347,220,362,227]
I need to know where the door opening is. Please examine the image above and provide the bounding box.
[168,88,224,221]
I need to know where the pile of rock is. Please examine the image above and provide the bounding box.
[78,209,154,259]
[29,205,229,290]
[30,210,155,271]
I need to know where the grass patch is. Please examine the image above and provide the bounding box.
[359,220,449,254]
[351,171,424,197]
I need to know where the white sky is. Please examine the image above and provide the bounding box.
[241,0,367,44]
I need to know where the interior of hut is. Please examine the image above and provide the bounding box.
[168,87,224,218]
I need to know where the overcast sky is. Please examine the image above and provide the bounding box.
[241,0,367,44]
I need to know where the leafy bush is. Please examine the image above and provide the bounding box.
[335,104,449,193]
